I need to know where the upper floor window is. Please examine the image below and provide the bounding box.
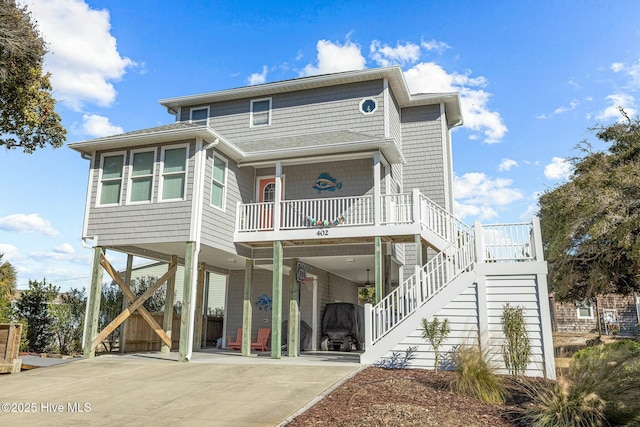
[128,150,155,203]
[160,145,188,201]
[250,98,271,127]
[190,107,209,124]
[211,154,227,209]
[98,153,125,206]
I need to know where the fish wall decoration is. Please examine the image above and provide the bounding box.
[313,173,342,194]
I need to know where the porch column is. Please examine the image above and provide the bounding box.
[119,254,133,354]
[414,235,423,266]
[83,246,104,359]
[242,259,253,356]
[375,236,383,303]
[161,255,178,353]
[193,262,206,350]
[373,153,381,226]
[384,254,392,296]
[274,161,282,232]
[271,240,283,359]
[179,242,196,362]
[288,258,299,357]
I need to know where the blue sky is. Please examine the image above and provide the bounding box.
[2,0,640,291]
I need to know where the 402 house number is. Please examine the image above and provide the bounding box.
[316,230,329,237]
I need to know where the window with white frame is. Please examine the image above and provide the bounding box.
[190,107,209,124]
[211,154,227,209]
[98,153,125,206]
[576,300,593,319]
[160,146,187,201]
[250,98,271,127]
[128,150,155,203]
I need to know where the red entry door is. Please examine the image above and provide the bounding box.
[258,177,278,229]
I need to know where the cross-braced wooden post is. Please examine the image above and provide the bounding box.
[83,246,104,358]
[90,254,176,354]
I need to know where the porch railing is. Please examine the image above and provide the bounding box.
[480,222,535,262]
[280,195,374,229]
[236,202,275,232]
[419,193,470,243]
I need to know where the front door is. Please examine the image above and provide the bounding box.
[257,177,283,230]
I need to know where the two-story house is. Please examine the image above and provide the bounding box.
[70,66,555,378]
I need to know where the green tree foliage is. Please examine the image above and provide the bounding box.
[50,288,86,354]
[539,111,640,300]
[99,283,123,352]
[15,279,58,352]
[0,0,66,152]
[0,253,17,322]
[131,275,166,313]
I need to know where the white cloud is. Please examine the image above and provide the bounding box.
[81,114,123,137]
[544,157,573,180]
[498,158,518,172]
[54,243,75,255]
[611,59,640,89]
[370,40,421,67]
[0,214,59,236]
[27,0,134,110]
[300,39,366,76]
[0,244,20,260]
[404,62,507,143]
[453,172,523,221]
[421,39,451,53]
[553,100,580,114]
[248,65,268,85]
[596,93,636,121]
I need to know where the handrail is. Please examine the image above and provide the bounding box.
[369,227,475,344]
[418,193,471,243]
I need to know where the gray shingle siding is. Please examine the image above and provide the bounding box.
[180,80,386,144]
[86,141,196,245]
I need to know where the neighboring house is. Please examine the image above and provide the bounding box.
[550,293,640,335]
[70,66,555,378]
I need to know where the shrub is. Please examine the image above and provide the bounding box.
[521,378,606,427]
[421,316,450,372]
[449,344,507,404]
[569,340,640,425]
[501,303,531,378]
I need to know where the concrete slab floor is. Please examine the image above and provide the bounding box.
[0,352,361,426]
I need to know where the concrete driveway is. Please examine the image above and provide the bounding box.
[0,351,361,426]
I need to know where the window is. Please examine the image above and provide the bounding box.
[129,150,155,203]
[251,98,271,127]
[576,301,593,319]
[160,146,187,200]
[190,107,209,124]
[211,154,227,209]
[98,153,124,205]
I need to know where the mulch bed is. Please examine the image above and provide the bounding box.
[286,367,542,427]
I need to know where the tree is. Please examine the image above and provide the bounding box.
[0,253,17,322]
[50,288,86,354]
[539,110,640,301]
[15,278,58,352]
[0,0,66,152]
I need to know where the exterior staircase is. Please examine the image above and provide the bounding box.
[361,209,476,364]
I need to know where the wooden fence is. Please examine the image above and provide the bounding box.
[121,314,223,353]
[0,323,22,374]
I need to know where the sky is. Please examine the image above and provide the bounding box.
[2,0,640,291]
